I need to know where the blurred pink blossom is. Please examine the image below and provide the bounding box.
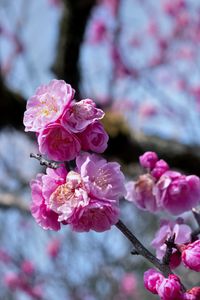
[47,238,61,258]
[89,20,107,43]
[120,273,137,296]
[21,260,35,275]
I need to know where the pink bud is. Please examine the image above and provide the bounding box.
[157,274,182,300]
[182,240,200,272]
[144,269,164,294]
[139,151,158,170]
[185,287,200,299]
[151,159,169,179]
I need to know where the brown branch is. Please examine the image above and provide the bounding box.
[53,0,96,97]
[0,74,26,129]
[162,234,176,265]
[0,193,30,214]
[30,153,62,169]
[115,219,172,277]
[192,207,200,227]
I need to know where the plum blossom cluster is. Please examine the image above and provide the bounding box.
[31,152,125,232]
[125,151,200,215]
[125,151,200,298]
[144,269,200,300]
[24,79,109,161]
[24,79,125,232]
[24,81,200,299]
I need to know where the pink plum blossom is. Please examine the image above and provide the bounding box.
[30,153,125,232]
[61,99,104,133]
[125,174,158,212]
[76,152,126,201]
[38,123,81,161]
[157,274,183,300]
[151,218,192,263]
[155,171,200,215]
[78,121,109,153]
[144,268,164,294]
[139,151,158,170]
[181,240,200,272]
[24,79,74,132]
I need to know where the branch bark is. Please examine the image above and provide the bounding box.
[0,193,30,214]
[115,219,172,277]
[53,0,96,97]
[0,74,26,129]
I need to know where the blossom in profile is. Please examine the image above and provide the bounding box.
[30,170,63,231]
[181,240,200,272]
[61,99,104,133]
[155,171,200,215]
[30,153,125,232]
[24,79,74,132]
[125,174,158,212]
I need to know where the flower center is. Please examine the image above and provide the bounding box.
[49,171,86,214]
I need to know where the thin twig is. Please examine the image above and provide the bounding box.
[115,219,172,277]
[162,234,176,265]
[30,153,62,169]
[192,207,200,227]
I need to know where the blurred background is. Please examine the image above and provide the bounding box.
[0,0,200,299]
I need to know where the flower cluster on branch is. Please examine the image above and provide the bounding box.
[24,79,200,300]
